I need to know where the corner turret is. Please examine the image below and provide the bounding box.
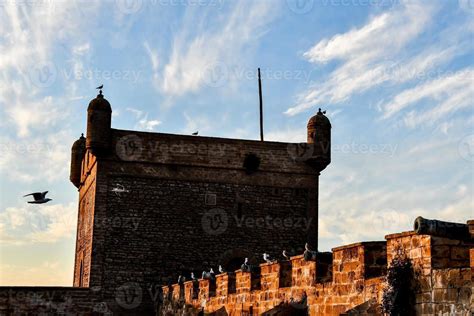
[70,133,86,188]
[86,91,112,155]
[306,108,331,172]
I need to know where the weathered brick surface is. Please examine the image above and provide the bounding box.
[0,287,105,314]
[162,232,473,315]
[69,127,323,313]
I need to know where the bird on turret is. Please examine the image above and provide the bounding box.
[96,84,103,90]
[218,265,225,274]
[282,250,291,260]
[178,275,185,284]
[191,272,196,281]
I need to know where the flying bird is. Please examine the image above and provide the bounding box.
[23,191,52,204]
[96,84,103,90]
[192,131,199,136]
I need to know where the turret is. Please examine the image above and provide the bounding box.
[70,133,86,188]
[86,91,112,155]
[306,108,331,172]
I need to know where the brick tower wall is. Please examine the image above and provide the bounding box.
[76,129,321,311]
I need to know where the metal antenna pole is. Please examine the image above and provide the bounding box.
[258,68,264,141]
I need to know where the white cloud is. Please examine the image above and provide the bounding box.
[126,107,161,131]
[145,1,279,97]
[286,2,436,116]
[0,202,77,245]
[382,69,474,121]
[0,130,72,183]
[286,2,474,120]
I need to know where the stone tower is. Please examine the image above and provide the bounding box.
[69,94,331,313]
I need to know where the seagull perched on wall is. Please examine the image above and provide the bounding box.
[178,275,185,284]
[218,265,225,274]
[192,131,199,136]
[241,258,250,271]
[282,250,291,260]
[191,272,196,281]
[263,253,275,264]
[23,191,52,204]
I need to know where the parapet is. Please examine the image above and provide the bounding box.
[162,219,473,315]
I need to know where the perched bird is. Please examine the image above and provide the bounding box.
[282,250,290,260]
[191,272,196,280]
[218,265,225,274]
[96,84,103,90]
[241,257,249,271]
[178,275,185,284]
[263,253,274,264]
[202,271,207,279]
[23,191,52,204]
[209,268,215,275]
[192,131,199,136]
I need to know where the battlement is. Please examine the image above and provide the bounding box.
[162,225,473,315]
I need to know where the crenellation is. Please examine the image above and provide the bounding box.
[161,230,472,315]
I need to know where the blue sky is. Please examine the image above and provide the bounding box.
[0,0,473,285]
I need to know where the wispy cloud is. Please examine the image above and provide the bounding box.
[0,202,76,245]
[381,68,474,127]
[144,1,279,98]
[285,1,472,118]
[126,107,161,131]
